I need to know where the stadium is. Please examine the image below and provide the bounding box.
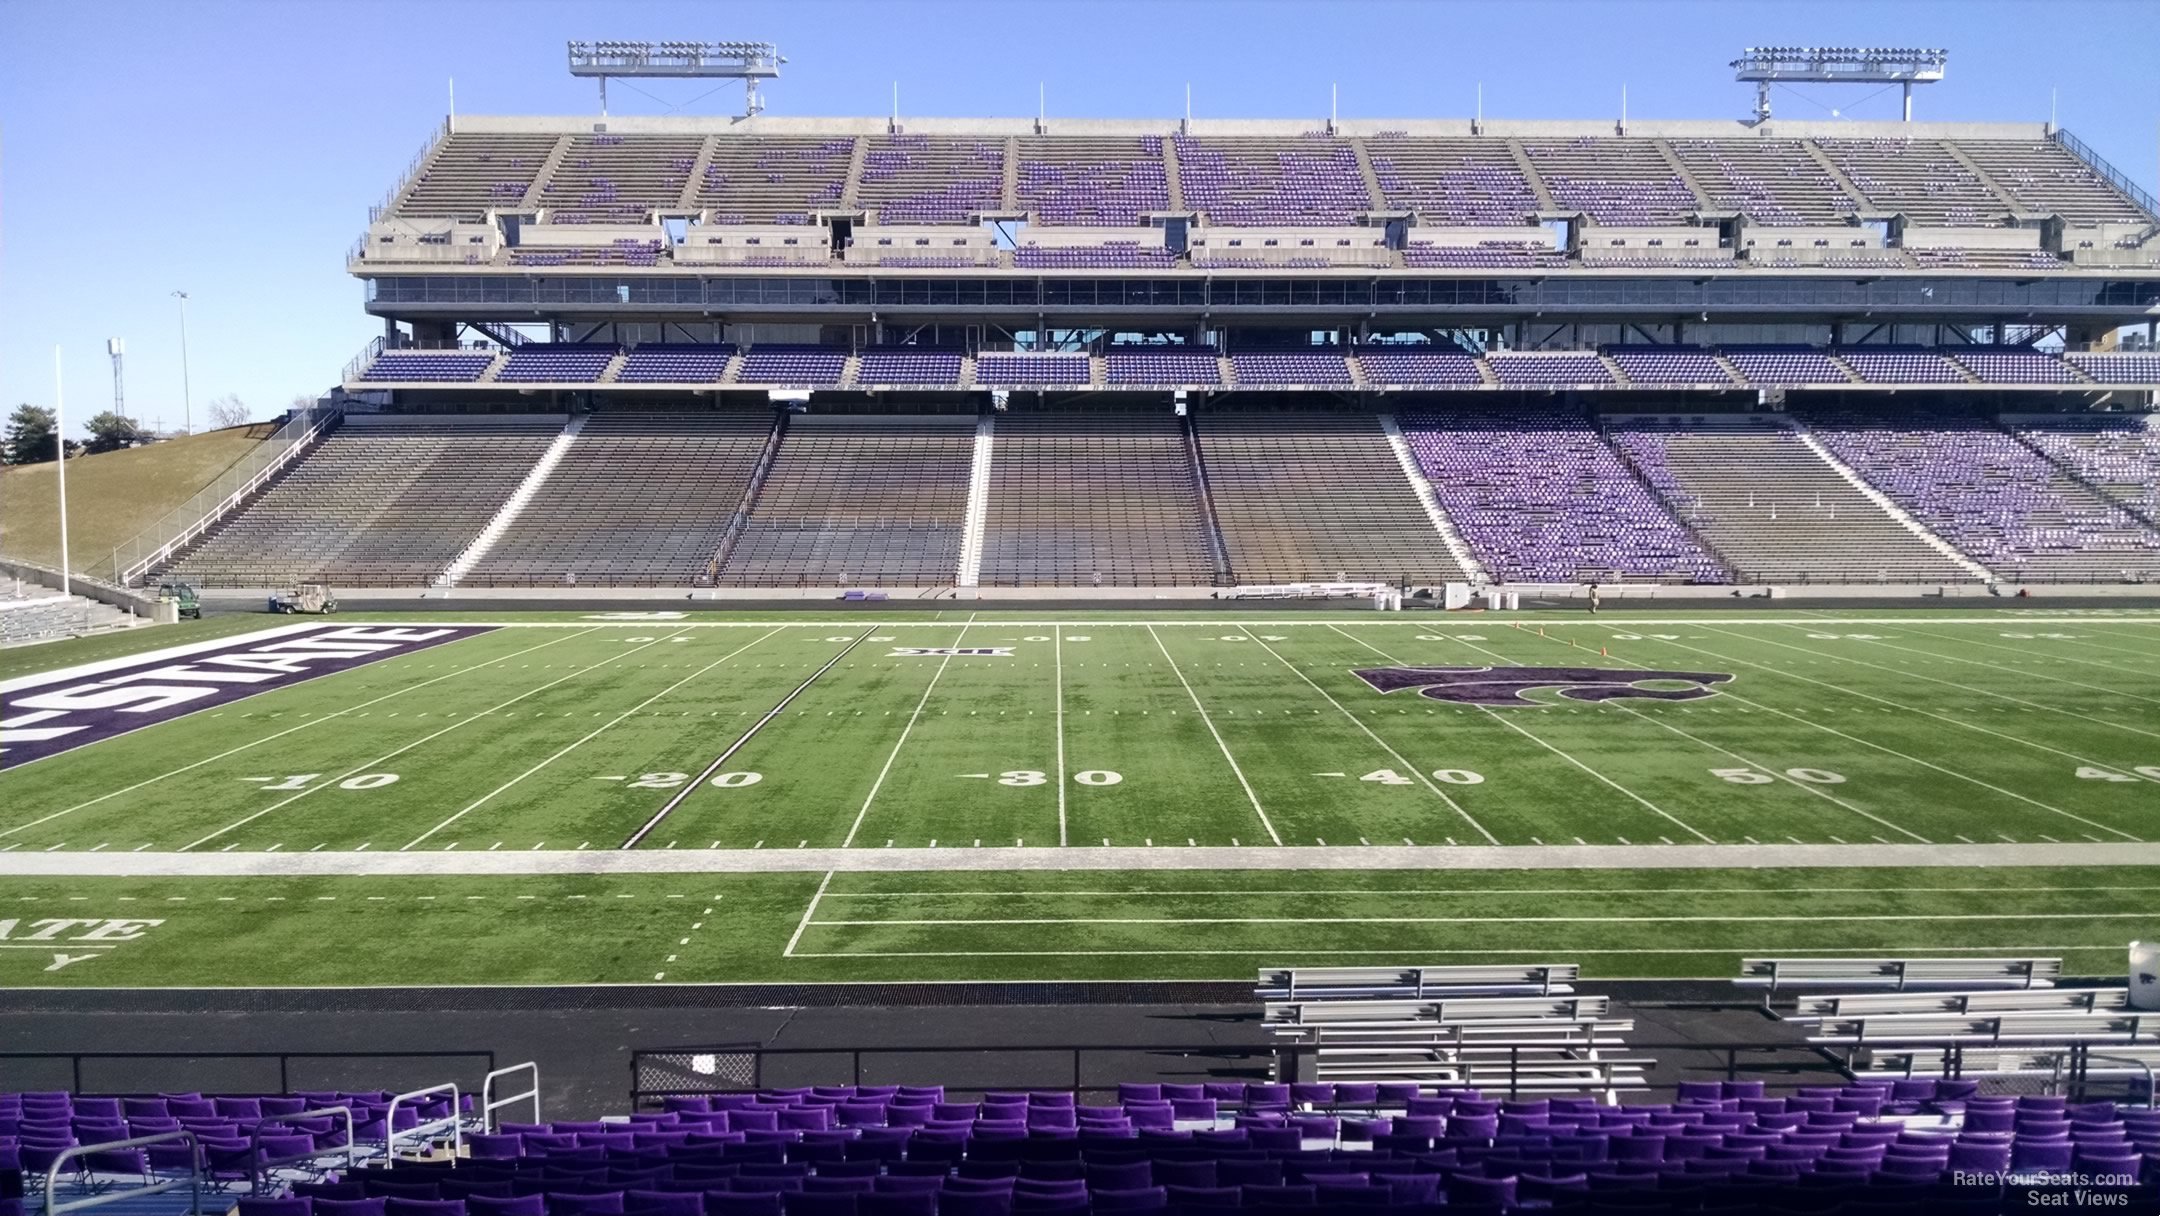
[3,10,2160,1213]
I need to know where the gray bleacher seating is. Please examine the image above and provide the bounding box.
[718,414,975,587]
[1735,957,2063,999]
[1256,964,1579,1001]
[1199,411,1467,586]
[163,417,560,588]
[463,411,776,587]
[977,411,1217,587]
[1606,416,1976,583]
[1789,987,2131,1019]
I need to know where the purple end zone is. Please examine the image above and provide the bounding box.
[0,624,495,768]
[1353,665,1734,706]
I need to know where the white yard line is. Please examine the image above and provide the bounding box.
[623,630,877,849]
[783,870,836,957]
[400,626,785,851]
[1900,625,2160,673]
[1144,625,1282,846]
[1326,624,1713,844]
[1588,630,2140,842]
[0,629,598,840]
[7,840,2160,876]
[792,944,2130,960]
[163,615,2160,629]
[841,620,973,849]
[1678,626,2160,785]
[1241,632,1501,847]
[1811,628,2160,716]
[178,630,686,852]
[821,884,2160,898]
[1054,626,1068,848]
[815,911,2155,927]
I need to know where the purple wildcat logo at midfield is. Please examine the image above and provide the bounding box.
[0,624,492,767]
[1354,665,1733,707]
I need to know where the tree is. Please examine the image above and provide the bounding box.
[82,411,148,454]
[206,394,252,429]
[4,404,57,465]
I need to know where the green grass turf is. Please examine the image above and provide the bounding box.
[2,607,2157,986]
[0,867,2151,987]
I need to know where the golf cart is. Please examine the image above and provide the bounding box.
[269,583,339,615]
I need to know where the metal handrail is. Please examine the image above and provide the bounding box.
[2085,1050,2159,1108]
[384,1082,462,1162]
[480,1061,541,1133]
[247,1105,357,1195]
[41,1130,203,1216]
[2050,128,2160,224]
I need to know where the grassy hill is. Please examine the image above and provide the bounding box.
[0,424,270,577]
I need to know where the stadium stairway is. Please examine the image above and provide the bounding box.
[1184,415,1236,585]
[435,416,586,589]
[1377,414,1487,584]
[955,414,994,587]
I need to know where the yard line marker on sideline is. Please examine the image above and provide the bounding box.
[0,629,599,840]
[1241,628,1499,846]
[401,626,788,850]
[1328,624,1713,844]
[176,630,684,853]
[1144,625,1282,846]
[842,618,974,849]
[784,871,836,957]
[624,629,878,849]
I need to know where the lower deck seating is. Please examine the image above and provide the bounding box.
[718,415,975,587]
[1399,406,1726,584]
[2012,415,2160,523]
[1607,417,1976,584]
[162,417,560,588]
[978,412,1217,587]
[464,412,776,587]
[1806,410,2160,582]
[1198,411,1466,585]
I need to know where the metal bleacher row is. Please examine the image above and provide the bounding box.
[353,344,2160,391]
[153,403,2160,590]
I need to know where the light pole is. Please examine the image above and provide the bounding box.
[171,290,192,434]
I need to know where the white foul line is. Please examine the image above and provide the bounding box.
[1242,629,1499,846]
[0,629,599,840]
[400,626,786,851]
[841,619,973,849]
[178,629,690,852]
[1144,625,1281,846]
[1327,624,1713,844]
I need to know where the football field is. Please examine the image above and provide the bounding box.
[2,607,2157,987]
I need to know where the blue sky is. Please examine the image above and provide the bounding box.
[2,0,2155,435]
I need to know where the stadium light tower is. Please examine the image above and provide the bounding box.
[567,40,785,118]
[1731,46,1947,123]
[171,290,193,434]
[107,338,125,422]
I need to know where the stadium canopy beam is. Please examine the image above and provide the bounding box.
[1730,46,1947,123]
[566,40,784,119]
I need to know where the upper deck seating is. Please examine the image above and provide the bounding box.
[392,132,562,221]
[859,135,1004,224]
[736,346,847,386]
[1366,136,1537,224]
[1172,136,1368,226]
[1198,410,1466,584]
[1522,138,1697,225]
[1951,349,2081,384]
[694,136,853,224]
[1815,139,2006,226]
[1607,417,1975,584]
[1667,139,1857,225]
[493,345,618,383]
[164,418,558,588]
[1103,347,1222,387]
[1355,348,1485,386]
[1954,140,2152,225]
[1229,352,1352,386]
[2066,353,2160,384]
[1014,241,1177,269]
[1016,136,1169,226]
[1719,347,1853,386]
[360,352,497,383]
[978,411,1216,587]
[973,353,1091,386]
[536,133,701,224]
[1608,348,1733,386]
[1399,404,1726,584]
[615,345,735,383]
[463,411,773,588]
[1835,348,1968,385]
[1483,353,1616,388]
[717,415,974,587]
[855,349,964,385]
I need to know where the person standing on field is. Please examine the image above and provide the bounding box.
[1589,582,1601,614]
